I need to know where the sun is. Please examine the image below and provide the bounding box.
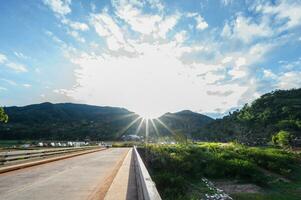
[135,110,162,119]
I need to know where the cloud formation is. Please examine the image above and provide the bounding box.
[43,0,71,16]
[47,0,301,117]
[2,0,300,117]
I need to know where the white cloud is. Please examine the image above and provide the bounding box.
[112,0,179,39]
[277,71,301,89]
[235,57,246,67]
[146,0,164,11]
[40,0,299,117]
[43,0,71,16]
[0,53,28,73]
[1,78,17,86]
[279,57,301,70]
[90,12,128,51]
[228,67,247,79]
[114,3,162,35]
[0,86,7,91]
[6,62,28,72]
[61,18,89,31]
[156,14,180,38]
[195,15,208,30]
[14,52,29,59]
[222,0,233,6]
[53,88,69,95]
[0,53,7,64]
[174,31,187,44]
[45,30,78,58]
[67,30,85,43]
[23,84,32,88]
[256,0,301,30]
[222,15,271,43]
[263,69,277,79]
[222,56,232,64]
[64,33,252,117]
[91,2,96,12]
[186,12,208,31]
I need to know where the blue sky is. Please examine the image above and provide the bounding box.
[0,0,301,118]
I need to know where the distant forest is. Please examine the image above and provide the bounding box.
[0,88,300,145]
[197,88,301,145]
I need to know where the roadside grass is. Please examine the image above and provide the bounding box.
[140,142,301,200]
[111,141,142,147]
[0,140,23,147]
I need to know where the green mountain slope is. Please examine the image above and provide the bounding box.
[0,102,213,141]
[197,88,301,144]
[0,102,138,140]
[156,110,214,138]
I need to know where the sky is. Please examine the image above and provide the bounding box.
[0,0,301,118]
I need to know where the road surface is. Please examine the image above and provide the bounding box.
[0,148,130,200]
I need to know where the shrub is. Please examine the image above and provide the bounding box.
[272,130,292,148]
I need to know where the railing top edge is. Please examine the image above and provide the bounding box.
[133,146,162,200]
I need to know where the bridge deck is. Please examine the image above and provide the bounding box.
[0,148,136,200]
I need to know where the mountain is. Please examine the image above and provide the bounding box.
[0,102,213,141]
[156,110,214,138]
[197,88,301,145]
[1,89,299,143]
[0,102,138,140]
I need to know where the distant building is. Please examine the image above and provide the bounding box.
[21,144,30,148]
[121,135,143,141]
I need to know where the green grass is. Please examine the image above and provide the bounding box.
[0,140,31,148]
[111,141,142,147]
[139,142,301,200]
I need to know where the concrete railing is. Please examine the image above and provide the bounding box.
[133,146,162,200]
[0,146,99,165]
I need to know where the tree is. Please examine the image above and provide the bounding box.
[0,107,8,123]
[272,130,292,147]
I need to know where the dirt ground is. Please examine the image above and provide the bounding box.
[214,181,262,194]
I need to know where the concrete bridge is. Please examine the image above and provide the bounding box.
[0,147,161,200]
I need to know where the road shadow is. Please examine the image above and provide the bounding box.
[126,149,138,200]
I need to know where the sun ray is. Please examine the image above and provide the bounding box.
[150,119,160,137]
[135,118,145,135]
[117,116,142,139]
[145,118,149,143]
[113,113,139,122]
[154,118,177,136]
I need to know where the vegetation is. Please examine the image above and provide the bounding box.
[198,88,301,145]
[0,102,138,140]
[0,88,300,145]
[0,107,8,123]
[0,102,212,141]
[158,110,214,137]
[272,130,292,148]
[140,143,301,200]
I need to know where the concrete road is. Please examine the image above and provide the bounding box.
[0,148,129,200]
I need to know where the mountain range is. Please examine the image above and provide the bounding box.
[0,102,213,140]
[1,88,300,144]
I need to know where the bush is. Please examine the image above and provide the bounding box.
[141,143,301,199]
[272,130,292,148]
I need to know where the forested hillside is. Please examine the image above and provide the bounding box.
[157,110,214,138]
[1,88,300,143]
[197,88,301,144]
[0,102,138,140]
[0,103,212,141]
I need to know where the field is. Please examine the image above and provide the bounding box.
[0,140,34,148]
[139,143,301,200]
